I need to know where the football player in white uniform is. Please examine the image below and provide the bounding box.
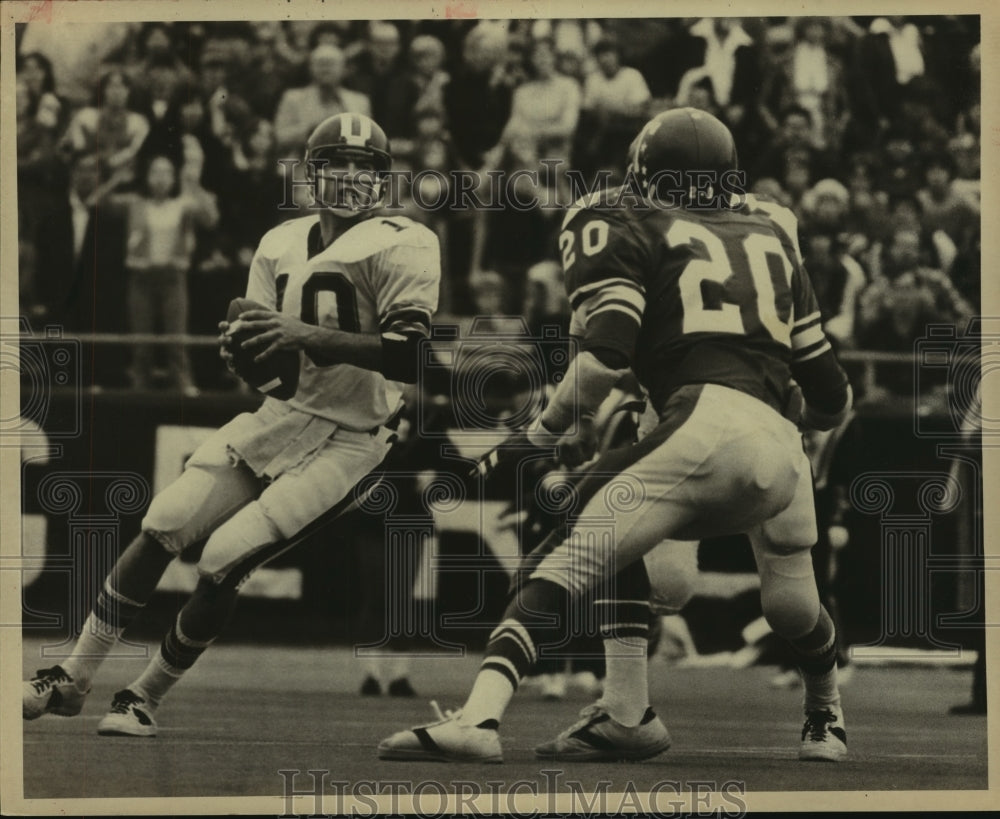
[24,114,441,736]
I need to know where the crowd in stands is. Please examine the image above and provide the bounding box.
[15,17,980,395]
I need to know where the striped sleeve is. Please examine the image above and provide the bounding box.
[562,210,648,342]
[570,277,647,329]
[789,255,850,416]
[791,309,832,363]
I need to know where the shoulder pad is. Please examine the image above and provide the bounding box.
[742,193,801,250]
[561,185,627,230]
[331,215,438,263]
[256,216,318,260]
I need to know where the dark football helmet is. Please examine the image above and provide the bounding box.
[629,107,739,206]
[304,113,392,217]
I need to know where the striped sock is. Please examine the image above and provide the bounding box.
[160,613,216,672]
[598,598,651,727]
[63,580,145,687]
[789,607,840,709]
[461,579,571,726]
[129,614,215,710]
[461,619,537,726]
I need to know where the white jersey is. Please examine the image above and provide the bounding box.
[246,213,440,430]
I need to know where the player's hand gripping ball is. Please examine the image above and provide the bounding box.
[222,298,300,400]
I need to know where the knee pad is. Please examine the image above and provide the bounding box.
[645,540,699,615]
[756,546,820,639]
[197,502,283,588]
[142,464,257,556]
[142,468,222,555]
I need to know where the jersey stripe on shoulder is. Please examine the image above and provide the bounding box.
[745,194,804,263]
[569,276,644,310]
[560,185,625,230]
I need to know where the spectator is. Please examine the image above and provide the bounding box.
[409,35,450,122]
[32,153,131,385]
[198,44,257,171]
[856,228,973,394]
[685,81,723,119]
[759,19,849,150]
[867,227,972,315]
[17,75,61,320]
[883,193,957,276]
[843,153,891,244]
[781,157,813,220]
[575,37,650,178]
[875,128,922,198]
[61,68,151,185]
[16,76,62,251]
[479,134,562,313]
[950,134,978,188]
[165,88,232,205]
[503,37,581,161]
[18,21,130,107]
[346,22,413,139]
[917,153,980,252]
[244,23,302,120]
[128,24,195,108]
[134,54,186,168]
[119,154,219,393]
[442,22,515,313]
[801,177,850,233]
[674,17,760,139]
[443,22,514,171]
[18,52,67,137]
[583,37,651,118]
[800,229,867,347]
[224,119,287,268]
[273,45,371,159]
[752,104,832,184]
[309,21,350,51]
[851,16,925,146]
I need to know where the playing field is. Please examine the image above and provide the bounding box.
[19,637,988,804]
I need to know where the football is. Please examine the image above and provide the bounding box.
[225,298,300,400]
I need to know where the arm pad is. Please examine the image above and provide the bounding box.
[380,331,422,383]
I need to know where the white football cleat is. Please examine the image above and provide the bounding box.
[23,665,90,720]
[377,701,503,762]
[799,705,847,762]
[534,703,672,761]
[97,689,158,737]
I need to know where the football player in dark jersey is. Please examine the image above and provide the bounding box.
[379,108,852,763]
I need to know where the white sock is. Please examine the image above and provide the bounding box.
[803,665,841,712]
[460,668,514,727]
[62,613,124,689]
[600,634,649,727]
[130,647,185,709]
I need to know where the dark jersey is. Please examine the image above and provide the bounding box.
[559,192,834,415]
